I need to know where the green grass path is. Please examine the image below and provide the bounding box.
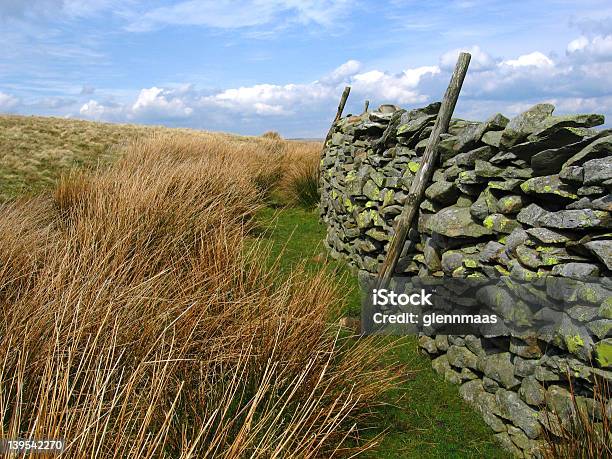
[257,206,508,458]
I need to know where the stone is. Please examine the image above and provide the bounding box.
[517,204,547,226]
[507,425,531,451]
[551,262,600,279]
[531,133,610,175]
[577,283,611,304]
[520,175,578,200]
[434,335,449,351]
[478,352,521,389]
[452,146,495,167]
[578,185,605,196]
[494,433,523,457]
[495,389,543,439]
[355,239,378,253]
[500,103,555,149]
[479,241,505,263]
[559,166,584,184]
[427,206,493,238]
[556,314,594,360]
[529,113,604,139]
[425,180,458,205]
[397,114,436,137]
[454,113,508,152]
[514,357,537,377]
[363,180,381,201]
[583,157,612,185]
[587,319,612,339]
[583,240,612,269]
[365,228,389,241]
[489,179,523,192]
[505,228,530,253]
[431,354,451,376]
[592,195,612,212]
[418,335,438,354]
[510,336,543,359]
[474,159,504,178]
[525,228,570,244]
[566,197,593,209]
[538,209,611,230]
[447,345,479,369]
[563,135,612,169]
[497,195,524,214]
[545,385,574,419]
[483,213,520,234]
[599,297,612,319]
[512,127,594,160]
[482,129,503,148]
[441,251,464,274]
[516,244,542,269]
[567,305,599,322]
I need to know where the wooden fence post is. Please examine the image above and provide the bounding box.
[377,52,471,288]
[323,86,351,146]
[363,100,370,113]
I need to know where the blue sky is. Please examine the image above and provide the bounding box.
[1,0,612,137]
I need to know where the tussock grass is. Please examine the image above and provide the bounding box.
[542,377,611,458]
[280,142,322,208]
[0,134,399,457]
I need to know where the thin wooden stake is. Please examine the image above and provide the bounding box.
[363,99,370,113]
[377,52,471,288]
[323,86,351,145]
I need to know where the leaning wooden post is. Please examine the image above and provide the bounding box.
[363,99,370,113]
[377,52,471,288]
[323,86,351,146]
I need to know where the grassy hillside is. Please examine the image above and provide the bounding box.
[0,115,507,457]
[0,115,248,201]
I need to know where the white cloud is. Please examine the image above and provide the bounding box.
[499,51,554,68]
[567,34,612,61]
[79,100,124,121]
[131,87,194,120]
[0,91,20,111]
[351,66,440,104]
[440,45,495,71]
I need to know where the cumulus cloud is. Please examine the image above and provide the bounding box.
[77,59,442,129]
[131,87,194,120]
[0,91,20,111]
[567,34,612,61]
[499,51,554,68]
[440,45,495,71]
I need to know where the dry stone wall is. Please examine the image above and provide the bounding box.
[319,102,612,457]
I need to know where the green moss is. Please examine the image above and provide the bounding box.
[383,189,394,207]
[408,161,420,173]
[566,334,585,354]
[595,340,612,368]
[343,197,354,212]
[541,256,559,266]
[483,216,494,229]
[495,265,510,275]
[464,259,478,268]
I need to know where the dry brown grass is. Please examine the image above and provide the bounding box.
[542,376,611,458]
[0,134,398,458]
[280,143,322,208]
[0,114,247,201]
